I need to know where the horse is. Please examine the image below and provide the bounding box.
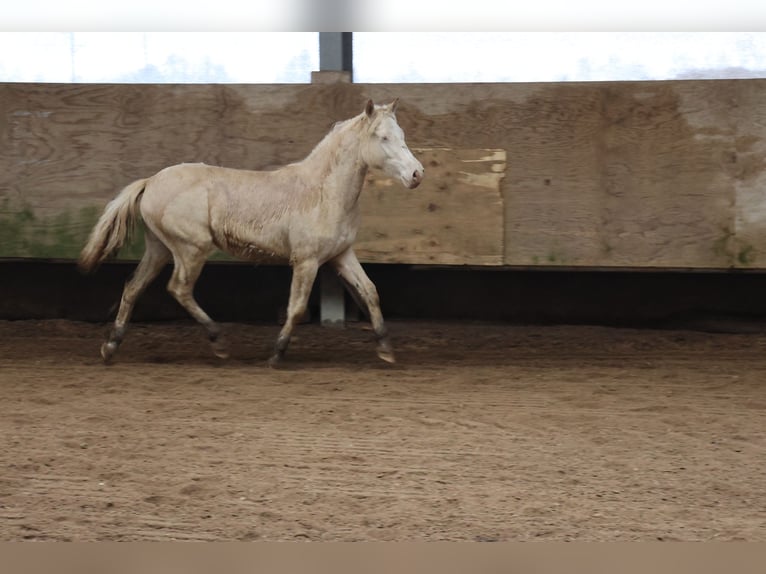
[78,99,424,366]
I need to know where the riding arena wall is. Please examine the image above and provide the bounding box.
[2,80,766,325]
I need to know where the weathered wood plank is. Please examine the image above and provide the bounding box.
[727,80,766,267]
[363,80,766,268]
[2,80,766,268]
[0,83,364,259]
[0,83,505,264]
[361,81,754,268]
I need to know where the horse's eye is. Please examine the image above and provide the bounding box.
[382,136,389,142]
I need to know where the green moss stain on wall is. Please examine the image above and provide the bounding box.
[0,201,147,260]
[0,201,238,262]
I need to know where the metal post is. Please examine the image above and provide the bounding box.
[319,32,352,77]
[313,32,353,84]
[315,32,353,325]
[319,266,346,326]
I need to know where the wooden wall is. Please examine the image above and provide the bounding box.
[2,80,765,268]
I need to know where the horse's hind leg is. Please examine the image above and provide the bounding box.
[268,259,319,367]
[102,230,171,362]
[330,247,394,363]
[166,244,228,359]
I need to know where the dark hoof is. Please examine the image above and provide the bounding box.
[100,341,118,364]
[210,339,229,360]
[377,347,396,364]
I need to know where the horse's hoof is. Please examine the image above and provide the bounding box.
[377,348,396,364]
[211,342,229,360]
[266,355,282,368]
[100,342,117,364]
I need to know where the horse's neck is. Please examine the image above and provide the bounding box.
[302,116,368,210]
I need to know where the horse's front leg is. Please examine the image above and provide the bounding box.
[330,247,394,364]
[268,258,319,367]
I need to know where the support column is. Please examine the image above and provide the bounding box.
[319,266,346,326]
[318,32,353,78]
[314,32,353,326]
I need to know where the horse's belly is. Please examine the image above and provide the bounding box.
[212,225,291,264]
[217,237,290,264]
[212,211,358,265]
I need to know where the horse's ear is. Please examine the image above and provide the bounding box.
[390,97,400,113]
[365,99,375,118]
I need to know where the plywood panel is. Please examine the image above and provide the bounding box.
[356,147,505,264]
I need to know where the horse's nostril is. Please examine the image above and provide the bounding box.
[409,170,423,189]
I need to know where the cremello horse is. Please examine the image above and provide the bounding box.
[79,99,424,366]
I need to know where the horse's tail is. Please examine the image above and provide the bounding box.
[78,178,149,273]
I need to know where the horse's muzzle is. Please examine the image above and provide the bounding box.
[408,168,424,189]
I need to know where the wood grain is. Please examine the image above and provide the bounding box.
[356,147,505,265]
[2,80,766,268]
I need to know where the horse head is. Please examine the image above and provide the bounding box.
[361,99,424,189]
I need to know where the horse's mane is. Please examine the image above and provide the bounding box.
[304,112,366,162]
[304,106,395,165]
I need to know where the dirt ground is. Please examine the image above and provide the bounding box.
[0,318,764,541]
